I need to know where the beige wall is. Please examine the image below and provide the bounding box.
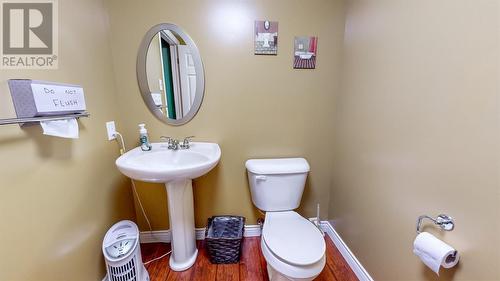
[329,0,500,280]
[105,0,346,230]
[0,0,135,280]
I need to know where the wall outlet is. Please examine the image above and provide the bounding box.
[106,121,116,140]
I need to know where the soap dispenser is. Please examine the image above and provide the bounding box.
[138,124,152,151]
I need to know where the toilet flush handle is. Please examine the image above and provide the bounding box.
[255,175,267,181]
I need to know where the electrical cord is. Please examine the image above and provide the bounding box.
[113,131,171,265]
[132,180,172,265]
[113,132,126,155]
[144,250,172,265]
[131,180,153,231]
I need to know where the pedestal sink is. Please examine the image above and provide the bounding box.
[115,142,221,271]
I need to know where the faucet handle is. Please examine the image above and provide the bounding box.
[160,136,175,149]
[160,136,172,142]
[180,136,195,149]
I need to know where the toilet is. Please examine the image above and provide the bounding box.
[246,158,326,281]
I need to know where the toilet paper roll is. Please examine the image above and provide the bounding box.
[40,118,79,139]
[413,232,459,275]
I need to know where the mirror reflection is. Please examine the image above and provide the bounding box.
[146,29,198,120]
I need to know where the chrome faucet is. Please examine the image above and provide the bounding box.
[160,136,179,150]
[180,136,195,149]
[160,136,194,150]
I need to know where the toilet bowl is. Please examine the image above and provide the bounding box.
[246,158,326,281]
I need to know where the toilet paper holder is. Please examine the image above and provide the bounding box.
[416,214,454,234]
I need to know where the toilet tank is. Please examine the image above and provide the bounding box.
[245,158,310,212]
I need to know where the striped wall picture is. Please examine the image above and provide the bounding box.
[294,56,316,69]
[293,36,318,69]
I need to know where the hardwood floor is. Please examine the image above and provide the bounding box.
[141,236,358,281]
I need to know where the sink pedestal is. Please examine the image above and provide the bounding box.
[165,179,198,271]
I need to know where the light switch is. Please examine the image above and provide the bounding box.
[158,79,163,91]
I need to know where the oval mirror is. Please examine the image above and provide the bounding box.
[137,23,205,125]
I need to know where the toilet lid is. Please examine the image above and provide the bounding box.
[262,211,325,266]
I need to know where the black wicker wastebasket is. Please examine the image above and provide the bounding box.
[205,216,245,264]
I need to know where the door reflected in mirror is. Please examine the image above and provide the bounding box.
[137,23,204,125]
[147,30,196,119]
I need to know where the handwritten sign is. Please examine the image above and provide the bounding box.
[30,83,86,113]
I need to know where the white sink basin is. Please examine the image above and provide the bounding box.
[115,141,221,271]
[115,142,221,183]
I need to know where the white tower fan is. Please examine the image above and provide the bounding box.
[102,220,149,281]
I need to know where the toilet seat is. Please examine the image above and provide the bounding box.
[263,211,325,266]
[261,238,326,280]
[261,211,326,279]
